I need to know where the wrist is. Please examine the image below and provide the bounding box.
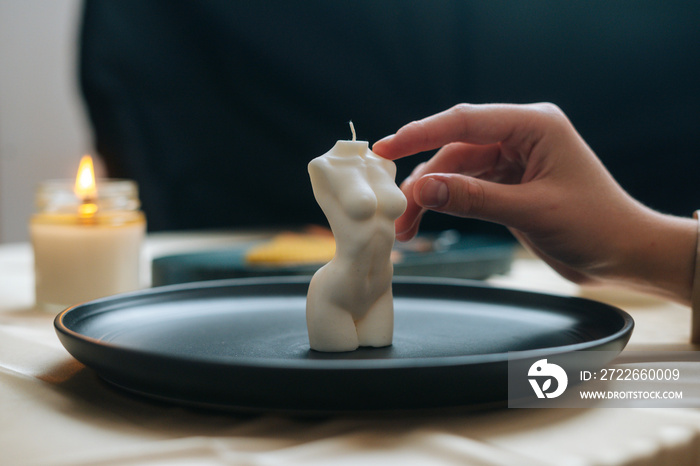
[691,211,700,343]
[615,209,696,305]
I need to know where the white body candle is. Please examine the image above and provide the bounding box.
[306,132,407,352]
[30,178,145,312]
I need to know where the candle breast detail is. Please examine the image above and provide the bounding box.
[30,156,146,312]
[306,136,407,352]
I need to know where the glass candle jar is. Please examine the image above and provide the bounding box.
[30,179,146,312]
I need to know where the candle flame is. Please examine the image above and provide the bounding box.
[74,155,98,218]
[74,155,97,200]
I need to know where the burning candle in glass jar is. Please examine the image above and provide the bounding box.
[30,155,146,312]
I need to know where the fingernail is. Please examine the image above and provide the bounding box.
[419,178,448,208]
[373,134,395,147]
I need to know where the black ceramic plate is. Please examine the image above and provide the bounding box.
[54,277,633,413]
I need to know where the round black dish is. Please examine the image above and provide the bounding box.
[55,277,633,413]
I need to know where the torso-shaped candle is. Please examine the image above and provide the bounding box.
[306,132,407,352]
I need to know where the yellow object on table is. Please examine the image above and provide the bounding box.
[244,231,336,266]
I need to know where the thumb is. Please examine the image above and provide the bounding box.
[413,174,534,229]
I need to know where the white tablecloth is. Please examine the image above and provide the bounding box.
[2,233,700,466]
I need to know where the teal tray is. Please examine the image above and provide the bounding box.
[151,232,516,287]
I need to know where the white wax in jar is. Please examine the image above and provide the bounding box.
[31,218,144,311]
[31,180,145,313]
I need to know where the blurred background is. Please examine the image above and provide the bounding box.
[0,0,91,243]
[1,0,699,243]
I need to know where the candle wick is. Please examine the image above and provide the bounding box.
[349,121,356,142]
[78,195,99,222]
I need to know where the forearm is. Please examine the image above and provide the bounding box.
[613,210,697,306]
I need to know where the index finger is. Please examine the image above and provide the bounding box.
[372,103,558,161]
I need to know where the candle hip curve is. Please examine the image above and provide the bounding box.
[306,138,407,352]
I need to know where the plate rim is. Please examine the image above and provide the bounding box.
[54,276,634,371]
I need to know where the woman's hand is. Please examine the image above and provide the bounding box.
[373,103,696,304]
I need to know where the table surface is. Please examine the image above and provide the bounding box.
[3,232,700,466]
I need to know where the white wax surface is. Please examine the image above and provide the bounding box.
[306,140,407,352]
[31,219,145,310]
